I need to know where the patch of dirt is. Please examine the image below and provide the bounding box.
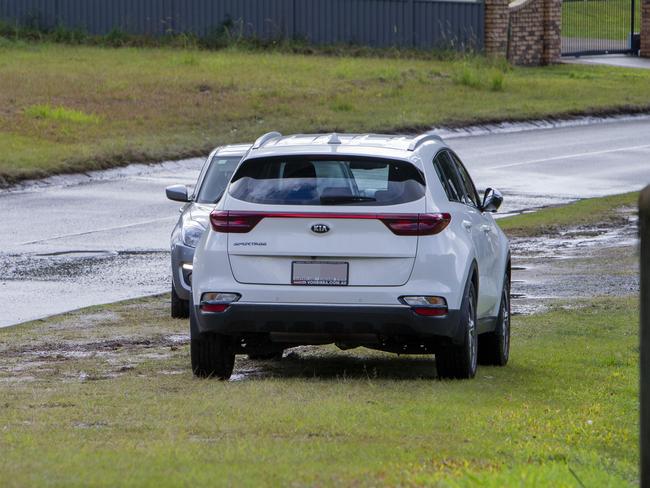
[0,328,189,383]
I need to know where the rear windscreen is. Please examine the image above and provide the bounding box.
[228,156,425,206]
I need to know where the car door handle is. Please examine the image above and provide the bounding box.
[481,225,492,233]
[462,220,472,230]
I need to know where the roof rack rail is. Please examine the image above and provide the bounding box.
[327,133,342,145]
[407,133,443,151]
[252,131,282,149]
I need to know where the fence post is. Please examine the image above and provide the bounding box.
[641,185,650,488]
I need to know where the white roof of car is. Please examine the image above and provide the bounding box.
[251,132,444,153]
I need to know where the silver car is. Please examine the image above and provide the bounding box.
[165,144,250,318]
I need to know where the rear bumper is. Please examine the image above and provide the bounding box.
[195,303,463,347]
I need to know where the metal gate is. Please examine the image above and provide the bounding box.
[562,0,639,56]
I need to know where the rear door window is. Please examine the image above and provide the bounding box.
[433,151,464,203]
[450,152,480,207]
[229,156,425,206]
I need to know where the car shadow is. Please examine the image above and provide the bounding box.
[231,348,439,381]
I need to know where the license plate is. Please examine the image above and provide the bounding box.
[292,261,349,286]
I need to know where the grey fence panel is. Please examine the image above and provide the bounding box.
[171,0,293,39]
[1,0,57,29]
[295,0,411,47]
[414,0,483,49]
[0,0,484,51]
[57,0,173,36]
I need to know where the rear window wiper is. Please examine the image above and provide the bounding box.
[320,196,376,205]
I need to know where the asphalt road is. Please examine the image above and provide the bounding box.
[1,116,649,327]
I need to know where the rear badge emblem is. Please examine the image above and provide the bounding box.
[311,224,330,234]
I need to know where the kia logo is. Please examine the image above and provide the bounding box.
[311,224,330,234]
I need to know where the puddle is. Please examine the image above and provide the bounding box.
[492,193,578,219]
[34,250,117,259]
[0,250,171,327]
[510,217,638,260]
[509,214,638,315]
[0,250,169,282]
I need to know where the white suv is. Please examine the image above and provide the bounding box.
[191,132,511,380]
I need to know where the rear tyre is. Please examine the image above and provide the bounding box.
[436,281,478,380]
[248,352,283,361]
[171,285,189,319]
[190,302,235,379]
[478,271,511,366]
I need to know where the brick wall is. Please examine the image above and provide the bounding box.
[642,0,650,58]
[483,0,561,65]
[508,0,545,65]
[485,0,509,57]
[542,0,562,64]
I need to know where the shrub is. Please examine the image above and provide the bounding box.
[103,28,129,48]
[51,25,87,44]
[490,70,505,91]
[452,63,482,89]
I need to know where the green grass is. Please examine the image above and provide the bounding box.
[2,42,650,185]
[562,0,641,41]
[24,104,101,124]
[498,191,640,237]
[0,294,639,486]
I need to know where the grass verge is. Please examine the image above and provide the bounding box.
[2,41,650,185]
[498,191,640,237]
[0,293,639,487]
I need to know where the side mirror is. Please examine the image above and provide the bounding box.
[166,185,190,202]
[481,188,503,213]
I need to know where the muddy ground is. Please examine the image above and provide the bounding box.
[0,212,639,383]
[510,207,638,314]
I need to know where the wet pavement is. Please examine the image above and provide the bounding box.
[0,160,203,327]
[1,116,649,327]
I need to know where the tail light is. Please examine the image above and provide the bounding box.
[379,213,451,236]
[210,211,451,236]
[210,211,264,233]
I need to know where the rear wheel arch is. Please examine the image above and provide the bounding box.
[503,252,511,294]
[468,259,479,299]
